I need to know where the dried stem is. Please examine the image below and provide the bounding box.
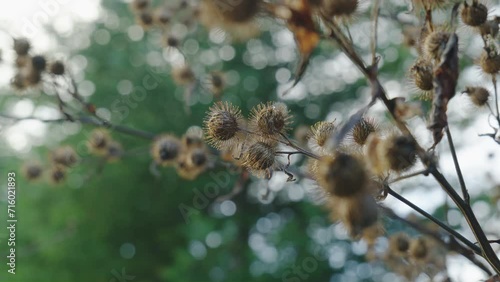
[279,133,320,160]
[240,129,320,160]
[382,206,492,276]
[492,76,500,127]
[385,185,481,255]
[0,113,156,140]
[445,127,470,204]
[326,20,500,274]
[388,169,429,184]
[370,0,381,66]
[431,168,500,274]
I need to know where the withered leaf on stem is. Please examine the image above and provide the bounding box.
[268,0,319,94]
[287,0,319,56]
[428,33,459,148]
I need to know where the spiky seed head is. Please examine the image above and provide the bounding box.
[409,237,428,261]
[479,17,500,38]
[364,134,387,175]
[49,60,65,75]
[165,35,179,48]
[172,65,195,86]
[26,68,42,86]
[394,98,423,120]
[15,55,30,68]
[383,135,417,172]
[464,86,490,107]
[207,0,261,23]
[241,141,276,173]
[50,146,78,167]
[361,223,384,246]
[151,134,181,166]
[87,129,111,155]
[11,73,27,90]
[250,102,291,138]
[480,49,500,74]
[137,11,154,28]
[106,141,123,162]
[461,1,488,27]
[208,72,225,96]
[322,0,359,18]
[309,121,335,152]
[210,72,224,89]
[183,126,205,149]
[154,8,171,25]
[204,101,243,150]
[22,161,43,181]
[341,193,379,237]
[190,148,208,168]
[352,118,377,145]
[424,31,450,61]
[131,0,150,11]
[410,58,434,91]
[198,0,261,40]
[317,153,367,197]
[176,146,208,180]
[49,166,66,184]
[14,38,30,56]
[389,233,410,255]
[176,154,206,180]
[31,55,46,71]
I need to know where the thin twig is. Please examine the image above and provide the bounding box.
[65,75,111,126]
[381,206,492,276]
[478,133,500,144]
[53,86,74,122]
[385,185,481,255]
[279,133,320,160]
[445,127,470,204]
[240,129,320,159]
[389,169,429,184]
[370,0,381,66]
[0,113,156,140]
[431,168,500,274]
